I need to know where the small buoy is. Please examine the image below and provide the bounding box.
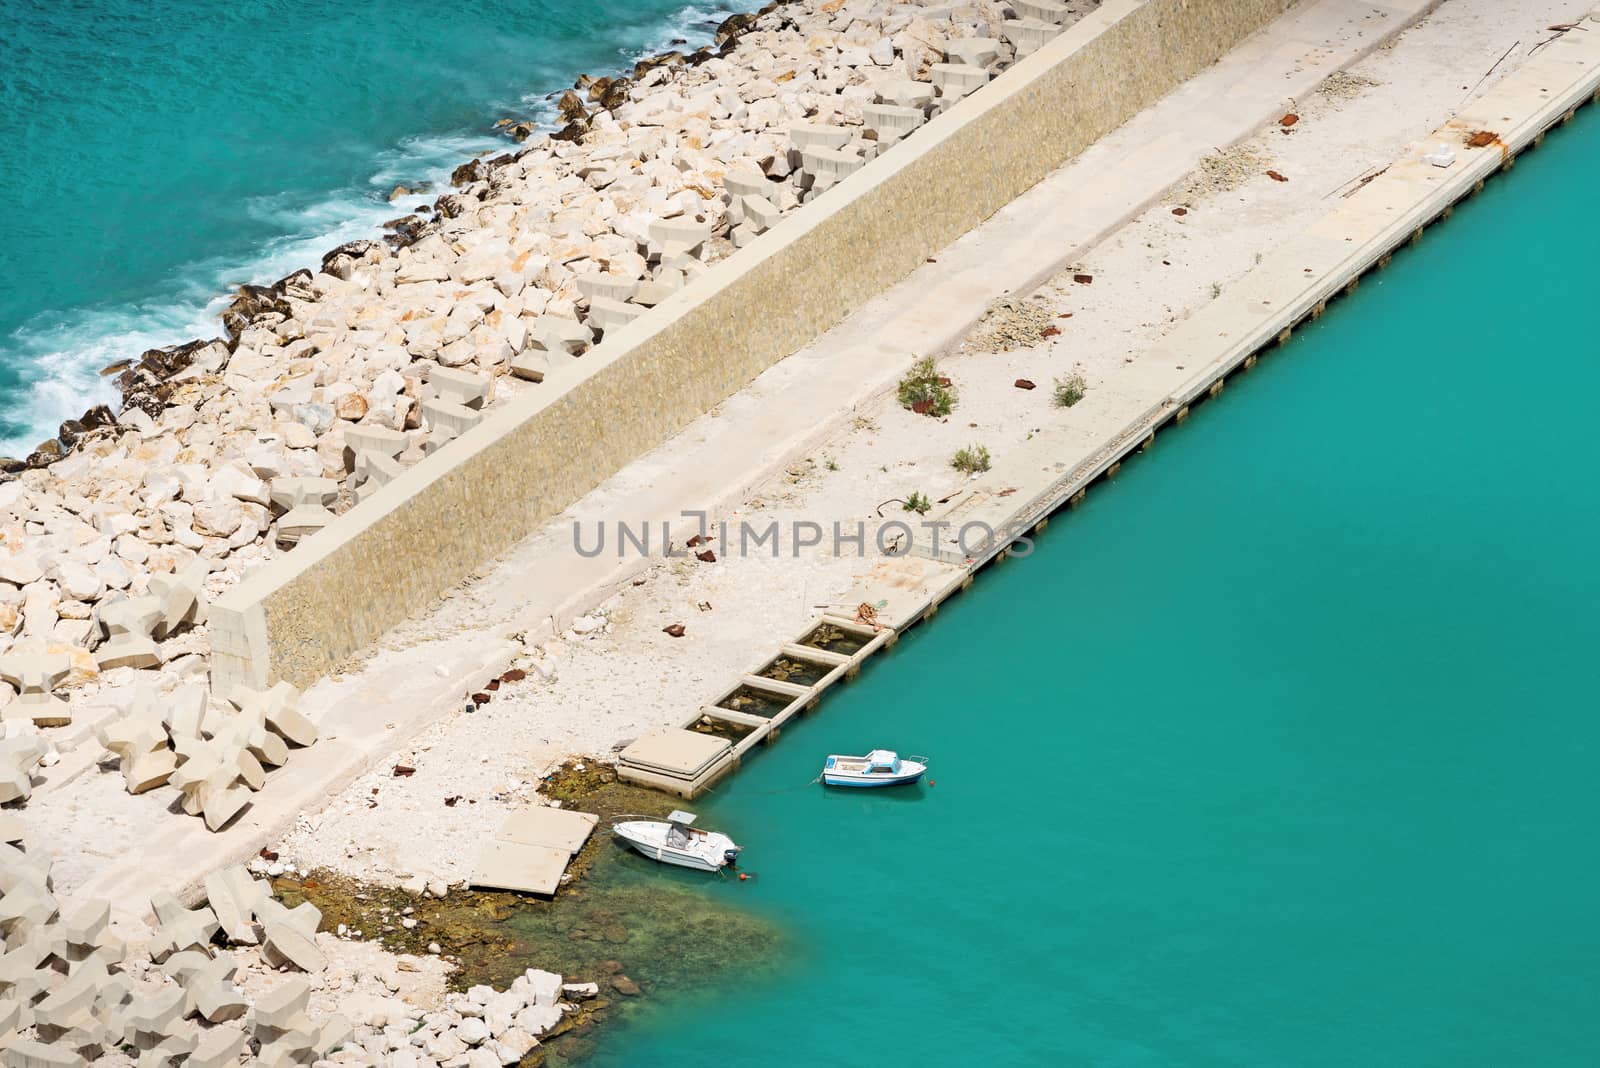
[738,873,749,881]
[928,780,936,787]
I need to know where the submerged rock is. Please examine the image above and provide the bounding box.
[26,438,63,468]
[557,89,589,125]
[221,283,290,339]
[451,157,493,187]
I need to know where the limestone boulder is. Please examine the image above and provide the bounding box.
[56,560,104,603]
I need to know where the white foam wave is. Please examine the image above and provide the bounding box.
[0,2,740,457]
[0,128,502,456]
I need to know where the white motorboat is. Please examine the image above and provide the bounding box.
[613,810,741,872]
[821,750,927,788]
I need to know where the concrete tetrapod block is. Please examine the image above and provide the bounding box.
[206,706,289,771]
[60,900,125,968]
[93,596,164,673]
[0,730,46,805]
[1001,17,1064,57]
[420,397,482,440]
[256,897,325,973]
[0,647,72,726]
[585,296,643,335]
[637,264,687,300]
[427,365,491,410]
[928,62,989,98]
[0,809,23,843]
[0,929,58,1004]
[509,350,552,383]
[1013,0,1069,23]
[575,274,640,305]
[161,685,207,745]
[185,1024,247,1068]
[202,865,270,944]
[146,558,210,640]
[0,877,58,939]
[168,747,253,830]
[135,1021,199,1066]
[171,951,247,1023]
[350,449,404,504]
[249,975,310,1031]
[862,103,926,143]
[249,977,346,1063]
[741,195,783,233]
[722,167,769,200]
[645,218,712,256]
[526,316,592,355]
[120,984,185,1048]
[31,958,110,1044]
[0,837,52,889]
[175,733,266,793]
[944,36,1001,69]
[268,477,338,548]
[799,146,866,185]
[229,681,316,747]
[0,996,23,1035]
[875,80,936,110]
[147,894,220,963]
[0,1039,88,1067]
[342,424,407,463]
[787,121,854,152]
[95,692,176,795]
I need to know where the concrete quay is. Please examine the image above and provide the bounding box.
[623,7,1600,798]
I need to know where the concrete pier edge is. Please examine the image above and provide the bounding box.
[209,0,1304,696]
[665,5,1600,796]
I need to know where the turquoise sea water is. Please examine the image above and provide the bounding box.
[592,112,1600,1064]
[0,0,732,452]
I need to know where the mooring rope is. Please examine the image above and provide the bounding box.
[732,775,823,798]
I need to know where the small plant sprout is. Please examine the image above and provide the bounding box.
[951,445,991,475]
[897,355,957,417]
[904,491,932,514]
[1053,374,1087,409]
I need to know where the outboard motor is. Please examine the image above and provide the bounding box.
[723,847,741,868]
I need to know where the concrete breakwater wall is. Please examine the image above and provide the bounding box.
[210,0,1299,693]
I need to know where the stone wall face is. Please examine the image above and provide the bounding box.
[210,0,1299,694]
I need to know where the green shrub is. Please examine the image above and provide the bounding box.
[951,444,991,475]
[897,355,957,417]
[1053,373,1086,408]
[904,491,932,514]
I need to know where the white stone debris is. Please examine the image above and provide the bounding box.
[0,833,371,1066]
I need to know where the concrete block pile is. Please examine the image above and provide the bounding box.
[0,555,209,733]
[84,681,315,832]
[0,0,1101,763]
[0,844,352,1066]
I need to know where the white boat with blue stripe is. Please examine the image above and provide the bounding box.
[821,750,927,788]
